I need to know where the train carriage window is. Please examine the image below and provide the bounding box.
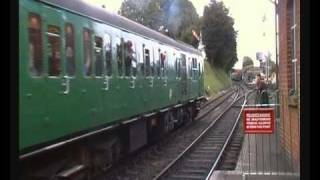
[94,36,103,77]
[178,58,181,78]
[143,45,151,77]
[150,49,154,77]
[160,51,167,77]
[124,40,136,77]
[116,37,123,76]
[175,55,180,78]
[188,57,192,79]
[28,13,43,76]
[154,48,160,77]
[181,54,186,77]
[104,34,112,76]
[83,29,92,77]
[65,23,75,76]
[198,61,201,78]
[192,58,198,80]
[47,25,61,77]
[175,54,178,77]
[131,41,137,77]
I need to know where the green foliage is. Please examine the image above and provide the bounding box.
[204,60,231,97]
[120,0,238,71]
[242,56,254,68]
[120,0,150,25]
[269,60,276,74]
[201,0,238,71]
[120,0,200,47]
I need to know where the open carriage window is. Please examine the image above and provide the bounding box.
[154,48,160,77]
[83,28,92,77]
[28,13,43,77]
[104,34,112,76]
[124,40,137,77]
[150,49,154,77]
[116,37,123,76]
[94,36,103,77]
[160,51,167,77]
[143,46,151,77]
[188,57,192,79]
[47,25,61,77]
[65,23,75,77]
[175,54,181,78]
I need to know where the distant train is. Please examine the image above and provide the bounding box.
[19,0,205,178]
[231,71,243,81]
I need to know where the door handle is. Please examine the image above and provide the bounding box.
[102,76,109,91]
[61,76,70,95]
[163,78,167,87]
[129,77,135,89]
[149,78,153,87]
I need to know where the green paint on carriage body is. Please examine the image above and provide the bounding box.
[19,0,204,151]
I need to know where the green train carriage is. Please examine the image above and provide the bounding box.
[19,0,205,178]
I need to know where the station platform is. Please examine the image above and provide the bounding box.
[210,171,299,180]
[209,118,300,180]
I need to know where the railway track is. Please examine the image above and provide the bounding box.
[216,87,255,171]
[200,86,237,109]
[96,85,246,180]
[152,86,246,180]
[197,86,237,120]
[216,119,244,171]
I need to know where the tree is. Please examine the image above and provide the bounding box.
[269,60,276,74]
[242,56,254,69]
[120,0,151,25]
[120,0,200,47]
[201,0,238,71]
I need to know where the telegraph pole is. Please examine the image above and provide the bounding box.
[267,0,278,89]
[262,14,269,82]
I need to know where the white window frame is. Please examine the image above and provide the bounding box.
[290,0,297,92]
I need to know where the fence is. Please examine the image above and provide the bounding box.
[238,89,300,180]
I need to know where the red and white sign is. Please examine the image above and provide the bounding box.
[243,108,275,134]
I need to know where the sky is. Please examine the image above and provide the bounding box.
[86,0,276,69]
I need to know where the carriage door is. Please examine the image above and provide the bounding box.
[41,6,69,133]
[19,10,48,149]
[180,53,187,99]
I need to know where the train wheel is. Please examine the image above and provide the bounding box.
[111,139,123,164]
[86,136,123,177]
[163,111,174,134]
[185,106,193,124]
[175,108,185,127]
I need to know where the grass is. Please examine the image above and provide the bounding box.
[204,60,232,97]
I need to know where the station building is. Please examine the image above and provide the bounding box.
[277,0,300,172]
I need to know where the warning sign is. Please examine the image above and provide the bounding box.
[243,108,275,134]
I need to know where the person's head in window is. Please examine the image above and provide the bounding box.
[160,52,166,66]
[85,54,91,74]
[66,25,72,35]
[126,41,133,58]
[83,31,92,76]
[127,41,132,50]
[256,74,261,81]
[66,46,73,57]
[29,15,40,29]
[105,42,111,52]
[84,31,89,41]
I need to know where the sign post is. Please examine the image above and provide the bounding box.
[243,108,275,134]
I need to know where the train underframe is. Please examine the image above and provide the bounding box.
[20,99,203,180]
